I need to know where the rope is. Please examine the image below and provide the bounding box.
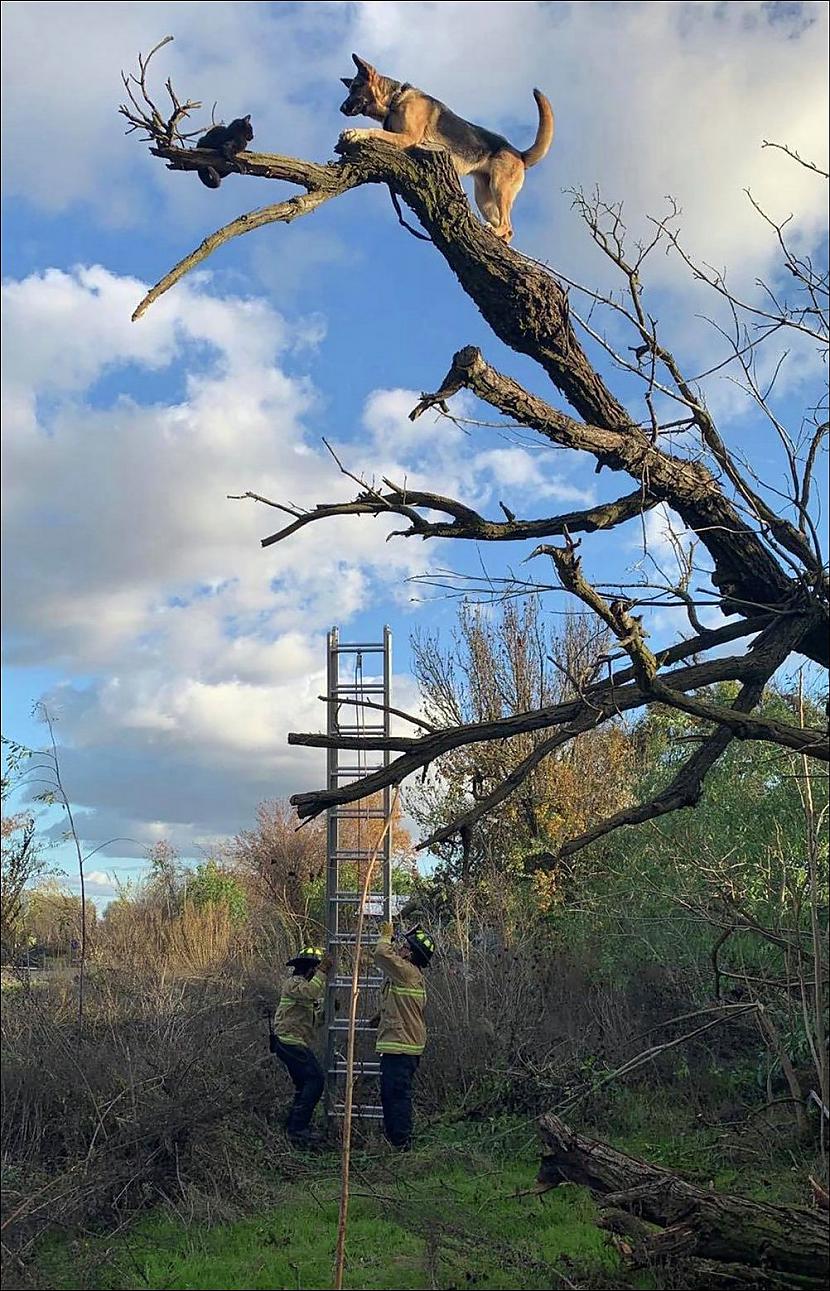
[333,785,400,1291]
[353,652,371,1088]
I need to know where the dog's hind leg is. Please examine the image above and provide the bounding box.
[473,173,500,230]
[488,153,525,242]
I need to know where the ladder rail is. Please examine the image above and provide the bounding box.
[323,625,393,1122]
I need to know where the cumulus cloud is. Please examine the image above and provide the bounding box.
[5,3,825,274]
[1,265,437,851]
[1,264,513,857]
[85,870,118,889]
[357,387,591,515]
[350,2,828,277]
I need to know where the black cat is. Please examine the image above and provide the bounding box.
[196,115,254,189]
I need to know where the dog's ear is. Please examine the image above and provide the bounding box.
[341,77,353,88]
[351,53,376,80]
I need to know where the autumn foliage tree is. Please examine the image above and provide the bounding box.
[409,602,634,886]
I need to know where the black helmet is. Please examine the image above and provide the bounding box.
[404,926,435,967]
[286,944,324,968]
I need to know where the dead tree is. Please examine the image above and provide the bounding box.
[122,41,829,862]
[537,1114,829,1289]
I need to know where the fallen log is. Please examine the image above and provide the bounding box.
[538,1114,827,1290]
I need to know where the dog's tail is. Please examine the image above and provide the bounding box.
[521,89,554,168]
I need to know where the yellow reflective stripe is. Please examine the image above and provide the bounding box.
[311,973,324,988]
[276,1034,306,1046]
[377,1042,424,1054]
[390,986,426,998]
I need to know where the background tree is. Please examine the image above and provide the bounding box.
[225,799,326,942]
[23,880,96,959]
[187,858,248,923]
[409,601,634,886]
[1,738,47,963]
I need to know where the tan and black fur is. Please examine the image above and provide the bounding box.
[339,54,553,242]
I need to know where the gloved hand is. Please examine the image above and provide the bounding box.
[378,921,394,939]
[367,1012,380,1029]
[319,952,335,975]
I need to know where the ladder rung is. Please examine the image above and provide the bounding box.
[330,892,386,904]
[330,850,386,859]
[331,975,382,988]
[334,726,386,735]
[333,643,386,653]
[329,933,383,945]
[329,1107,385,1118]
[329,1022,377,1032]
[333,684,385,694]
[329,1062,380,1075]
[332,767,386,776]
[332,810,388,819]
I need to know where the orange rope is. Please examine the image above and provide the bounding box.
[332,786,400,1291]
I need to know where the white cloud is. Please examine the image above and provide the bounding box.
[474,448,593,504]
[85,870,117,888]
[0,2,349,224]
[350,2,828,278]
[5,2,825,280]
[358,386,592,514]
[1,265,433,849]
[0,259,598,853]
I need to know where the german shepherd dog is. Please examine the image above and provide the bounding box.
[339,54,554,243]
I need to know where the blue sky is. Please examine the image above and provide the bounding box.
[2,1,828,906]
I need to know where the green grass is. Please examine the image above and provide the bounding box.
[30,1130,630,1291]
[22,1103,814,1291]
[596,1088,815,1205]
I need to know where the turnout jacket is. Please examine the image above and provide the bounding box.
[374,932,427,1056]
[274,969,325,1048]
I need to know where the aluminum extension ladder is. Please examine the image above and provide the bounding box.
[324,626,392,1122]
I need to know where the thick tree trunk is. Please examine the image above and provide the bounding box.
[151,139,828,669]
[538,1114,828,1290]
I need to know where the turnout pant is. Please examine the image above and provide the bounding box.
[271,1036,325,1134]
[379,1053,420,1149]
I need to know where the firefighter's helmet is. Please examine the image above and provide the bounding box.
[404,926,435,967]
[286,945,325,968]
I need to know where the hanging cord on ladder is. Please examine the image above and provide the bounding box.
[353,652,370,1087]
[333,784,400,1291]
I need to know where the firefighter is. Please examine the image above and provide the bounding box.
[271,944,333,1143]
[373,921,435,1150]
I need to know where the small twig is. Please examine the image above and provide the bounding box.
[762,140,830,180]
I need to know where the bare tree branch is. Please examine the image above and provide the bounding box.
[248,479,660,547]
[762,139,830,180]
[288,622,827,824]
[552,677,767,862]
[124,43,829,853]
